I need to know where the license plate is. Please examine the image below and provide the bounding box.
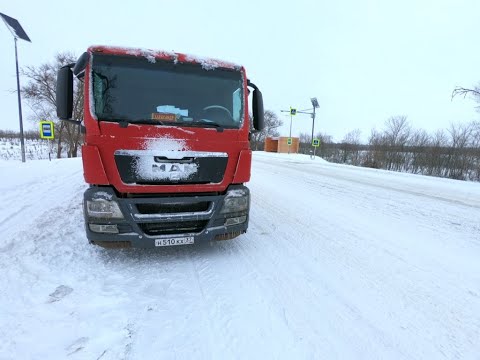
[155,237,194,247]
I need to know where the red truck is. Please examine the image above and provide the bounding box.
[56,45,264,248]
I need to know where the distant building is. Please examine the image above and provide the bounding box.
[264,137,300,153]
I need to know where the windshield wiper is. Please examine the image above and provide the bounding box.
[114,119,165,128]
[98,116,165,127]
[180,121,224,132]
[99,116,225,131]
[131,118,165,125]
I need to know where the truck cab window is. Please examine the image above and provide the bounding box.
[232,88,242,124]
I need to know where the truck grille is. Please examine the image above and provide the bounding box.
[139,221,208,236]
[136,202,210,214]
[114,152,228,185]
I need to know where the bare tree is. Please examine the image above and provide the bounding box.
[383,116,411,171]
[340,129,362,165]
[452,85,480,111]
[470,121,480,180]
[313,132,336,159]
[250,110,283,150]
[365,128,386,168]
[298,132,312,154]
[21,52,84,158]
[424,129,448,177]
[446,122,473,180]
[408,129,430,174]
[384,116,410,146]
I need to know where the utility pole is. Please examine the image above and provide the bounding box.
[295,97,320,159]
[310,98,319,158]
[14,37,26,162]
[281,107,297,154]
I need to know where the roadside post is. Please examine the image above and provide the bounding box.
[289,98,320,160]
[280,107,297,154]
[39,120,54,161]
[0,13,31,163]
[312,138,320,159]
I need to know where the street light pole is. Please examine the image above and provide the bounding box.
[1,13,31,163]
[311,107,316,158]
[294,97,319,159]
[310,97,319,158]
[14,37,26,163]
[311,105,315,145]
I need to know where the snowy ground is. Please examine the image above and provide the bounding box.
[1,152,479,360]
[0,138,55,161]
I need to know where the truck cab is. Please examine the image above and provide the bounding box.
[56,46,264,248]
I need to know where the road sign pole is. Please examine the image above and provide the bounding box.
[311,106,315,146]
[288,112,292,154]
[281,107,297,155]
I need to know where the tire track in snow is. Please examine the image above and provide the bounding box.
[239,208,403,357]
[255,157,480,209]
[187,247,237,359]
[96,247,221,360]
[0,166,85,245]
[254,157,479,244]
[248,156,480,359]
[0,185,96,359]
[184,241,306,360]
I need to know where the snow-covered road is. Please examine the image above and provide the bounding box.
[1,153,479,359]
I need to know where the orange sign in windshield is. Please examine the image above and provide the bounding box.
[151,113,176,122]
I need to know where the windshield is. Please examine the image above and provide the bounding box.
[91,54,244,128]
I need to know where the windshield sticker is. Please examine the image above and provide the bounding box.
[151,113,177,122]
[156,105,188,117]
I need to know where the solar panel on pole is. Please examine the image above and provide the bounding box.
[0,13,31,42]
[0,13,31,162]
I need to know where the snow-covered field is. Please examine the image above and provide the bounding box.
[1,152,479,360]
[0,138,54,161]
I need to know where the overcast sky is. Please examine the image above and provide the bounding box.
[1,0,479,141]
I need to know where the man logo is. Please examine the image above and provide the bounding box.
[152,163,183,172]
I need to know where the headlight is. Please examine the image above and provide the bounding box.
[221,191,249,214]
[86,199,124,219]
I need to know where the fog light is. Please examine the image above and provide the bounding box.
[89,224,119,234]
[225,216,247,226]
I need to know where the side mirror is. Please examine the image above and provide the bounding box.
[73,52,89,77]
[56,66,73,120]
[249,81,264,131]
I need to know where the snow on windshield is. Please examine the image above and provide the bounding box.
[89,45,241,70]
[184,54,241,71]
